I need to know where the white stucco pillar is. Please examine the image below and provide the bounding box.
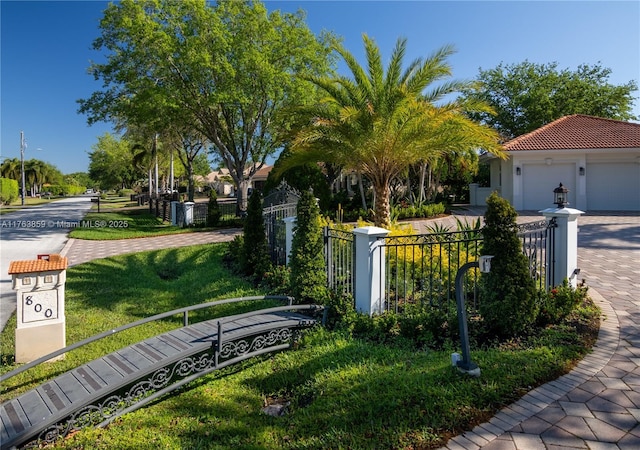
[469,183,479,206]
[170,201,179,226]
[183,202,195,226]
[283,217,296,266]
[353,226,390,316]
[540,207,584,288]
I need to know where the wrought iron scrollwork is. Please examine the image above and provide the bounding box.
[26,327,296,448]
[27,350,217,447]
[219,328,292,360]
[517,220,549,234]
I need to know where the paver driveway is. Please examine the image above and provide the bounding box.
[442,212,640,450]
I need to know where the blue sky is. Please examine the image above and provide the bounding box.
[1,0,639,175]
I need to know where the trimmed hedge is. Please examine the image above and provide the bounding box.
[0,178,19,204]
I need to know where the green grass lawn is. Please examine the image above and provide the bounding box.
[0,243,600,449]
[68,209,205,239]
[70,204,242,240]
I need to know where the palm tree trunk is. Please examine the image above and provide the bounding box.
[357,172,367,210]
[373,181,391,228]
[419,162,427,203]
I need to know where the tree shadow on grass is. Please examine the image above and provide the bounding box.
[65,244,260,325]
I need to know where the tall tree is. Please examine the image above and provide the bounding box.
[78,0,335,215]
[166,128,209,202]
[0,158,21,180]
[88,133,142,190]
[283,35,503,228]
[65,172,92,188]
[461,61,638,139]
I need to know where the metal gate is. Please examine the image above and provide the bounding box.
[263,182,300,265]
[324,227,354,296]
[518,218,556,290]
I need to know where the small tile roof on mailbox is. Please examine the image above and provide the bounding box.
[8,254,68,275]
[503,115,640,151]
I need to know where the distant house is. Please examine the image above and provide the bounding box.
[471,115,640,211]
[198,165,273,197]
[251,164,272,193]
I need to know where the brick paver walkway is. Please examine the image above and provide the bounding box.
[440,212,640,450]
[60,228,240,267]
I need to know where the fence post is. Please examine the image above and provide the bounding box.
[170,201,179,226]
[283,217,296,266]
[183,202,195,226]
[540,207,584,288]
[353,226,390,316]
[469,183,478,206]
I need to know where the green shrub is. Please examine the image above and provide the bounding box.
[259,264,290,295]
[223,235,245,274]
[479,192,538,338]
[241,190,270,281]
[206,190,221,227]
[390,202,446,221]
[324,291,357,330]
[118,188,135,197]
[537,279,589,325]
[289,189,329,304]
[47,184,85,196]
[0,178,18,204]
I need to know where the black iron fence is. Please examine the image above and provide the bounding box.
[324,227,355,296]
[159,201,239,227]
[381,229,483,314]
[263,202,297,265]
[323,220,556,314]
[519,219,556,290]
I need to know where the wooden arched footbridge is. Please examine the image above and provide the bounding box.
[0,296,324,449]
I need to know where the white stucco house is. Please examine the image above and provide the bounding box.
[470,115,640,211]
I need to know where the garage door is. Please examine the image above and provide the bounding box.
[586,163,640,210]
[522,164,575,210]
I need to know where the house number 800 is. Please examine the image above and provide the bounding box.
[25,295,53,318]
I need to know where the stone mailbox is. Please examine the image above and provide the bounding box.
[8,254,68,363]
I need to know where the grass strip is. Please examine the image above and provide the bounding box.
[69,209,203,240]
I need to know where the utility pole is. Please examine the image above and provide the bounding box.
[20,131,26,206]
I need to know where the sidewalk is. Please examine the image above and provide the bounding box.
[60,228,240,267]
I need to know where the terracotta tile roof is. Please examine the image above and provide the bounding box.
[504,115,640,151]
[8,254,68,275]
[253,164,273,180]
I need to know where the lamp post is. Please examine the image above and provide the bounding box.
[20,131,26,206]
[453,255,493,377]
[553,183,569,208]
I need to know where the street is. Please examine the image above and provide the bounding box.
[0,197,93,330]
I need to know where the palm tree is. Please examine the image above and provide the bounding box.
[286,35,504,228]
[1,158,21,180]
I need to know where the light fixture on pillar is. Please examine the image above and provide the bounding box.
[553,183,569,208]
[516,167,521,175]
[579,167,585,176]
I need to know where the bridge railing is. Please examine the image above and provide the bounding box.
[0,295,296,385]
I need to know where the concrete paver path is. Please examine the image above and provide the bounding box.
[60,228,240,267]
[441,212,640,450]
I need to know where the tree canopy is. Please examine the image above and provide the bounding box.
[283,35,503,228]
[461,61,638,140]
[78,0,335,213]
[88,133,143,190]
